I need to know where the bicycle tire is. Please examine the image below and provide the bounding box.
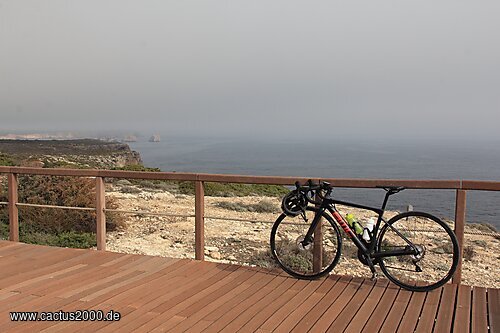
[270,207,342,279]
[377,211,459,292]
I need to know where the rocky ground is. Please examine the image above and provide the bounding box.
[106,185,500,289]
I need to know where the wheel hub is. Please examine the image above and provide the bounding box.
[411,244,425,261]
[296,236,313,251]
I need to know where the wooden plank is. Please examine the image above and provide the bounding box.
[325,279,376,332]
[15,265,103,295]
[320,178,461,189]
[264,276,342,333]
[378,288,412,333]
[256,278,324,332]
[344,278,390,333]
[307,277,364,332]
[147,268,268,332]
[219,277,301,333]
[0,294,38,313]
[0,242,497,333]
[0,251,96,288]
[3,165,500,190]
[453,284,472,333]
[173,267,259,317]
[93,260,206,305]
[80,260,193,303]
[434,283,458,333]
[414,288,443,332]
[148,265,244,315]
[196,173,314,185]
[170,269,268,332]
[396,290,428,333]
[94,263,230,333]
[0,294,70,330]
[200,274,287,333]
[471,287,488,333]
[488,288,500,333]
[97,271,228,332]
[0,240,22,249]
[462,180,500,191]
[180,270,279,331]
[4,264,88,292]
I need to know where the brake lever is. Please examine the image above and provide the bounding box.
[300,208,308,222]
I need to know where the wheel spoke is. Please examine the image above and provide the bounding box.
[377,212,458,291]
[271,208,341,278]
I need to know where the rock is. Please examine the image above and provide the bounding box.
[205,246,219,252]
[149,135,161,142]
[116,179,132,186]
[210,251,222,260]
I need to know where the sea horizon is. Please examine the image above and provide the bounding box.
[128,137,500,230]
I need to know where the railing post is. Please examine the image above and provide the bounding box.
[195,180,205,260]
[313,193,323,273]
[95,177,106,251]
[7,173,19,242]
[452,189,466,284]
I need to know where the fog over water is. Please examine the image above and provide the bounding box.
[1,1,499,141]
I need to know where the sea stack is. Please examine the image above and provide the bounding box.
[149,134,161,142]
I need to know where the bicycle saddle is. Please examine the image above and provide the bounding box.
[376,185,406,193]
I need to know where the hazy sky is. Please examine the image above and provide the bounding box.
[1,1,499,140]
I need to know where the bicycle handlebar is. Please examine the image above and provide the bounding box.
[294,180,332,205]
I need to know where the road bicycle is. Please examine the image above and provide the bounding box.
[270,180,459,292]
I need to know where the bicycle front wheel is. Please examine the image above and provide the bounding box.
[377,211,459,292]
[270,207,342,279]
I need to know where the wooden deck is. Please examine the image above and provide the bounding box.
[0,241,497,332]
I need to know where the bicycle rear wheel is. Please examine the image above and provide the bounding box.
[270,207,342,279]
[377,211,459,292]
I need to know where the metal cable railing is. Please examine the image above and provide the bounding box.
[2,200,499,237]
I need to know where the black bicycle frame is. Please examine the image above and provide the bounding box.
[303,190,417,258]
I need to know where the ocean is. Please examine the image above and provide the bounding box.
[129,138,500,229]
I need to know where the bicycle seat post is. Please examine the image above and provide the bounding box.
[378,186,405,210]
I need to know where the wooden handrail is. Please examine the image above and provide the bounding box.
[2,165,499,286]
[2,166,499,190]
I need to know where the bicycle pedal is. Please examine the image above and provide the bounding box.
[370,273,378,281]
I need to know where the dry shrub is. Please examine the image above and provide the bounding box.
[215,199,279,213]
[16,175,125,233]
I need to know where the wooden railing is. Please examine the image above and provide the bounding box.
[1,166,499,285]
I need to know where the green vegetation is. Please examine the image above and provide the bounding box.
[248,249,278,269]
[41,159,84,169]
[215,199,279,213]
[0,176,125,248]
[112,164,161,172]
[0,153,16,166]
[0,223,96,248]
[179,182,289,197]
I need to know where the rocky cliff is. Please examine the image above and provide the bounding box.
[0,139,142,169]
